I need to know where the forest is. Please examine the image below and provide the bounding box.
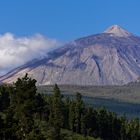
[0,74,140,140]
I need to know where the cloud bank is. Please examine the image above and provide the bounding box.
[0,33,61,75]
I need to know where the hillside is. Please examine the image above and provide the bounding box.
[1,25,140,85]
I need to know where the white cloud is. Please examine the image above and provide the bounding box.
[0,33,61,75]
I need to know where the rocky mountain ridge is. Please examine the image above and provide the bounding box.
[1,25,140,85]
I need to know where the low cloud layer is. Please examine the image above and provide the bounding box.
[0,33,61,75]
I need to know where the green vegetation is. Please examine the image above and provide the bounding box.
[61,129,100,140]
[0,74,140,140]
[38,85,140,104]
[38,85,140,118]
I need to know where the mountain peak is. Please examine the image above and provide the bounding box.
[104,25,132,37]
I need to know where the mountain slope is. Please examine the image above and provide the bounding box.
[1,25,140,85]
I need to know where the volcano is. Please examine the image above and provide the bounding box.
[1,25,140,85]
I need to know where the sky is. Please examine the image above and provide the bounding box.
[0,0,140,40]
[0,0,140,75]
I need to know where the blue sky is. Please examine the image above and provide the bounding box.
[0,0,140,75]
[0,0,140,41]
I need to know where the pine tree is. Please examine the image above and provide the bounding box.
[69,101,76,132]
[74,93,84,133]
[63,97,70,129]
[0,115,4,139]
[11,74,37,140]
[48,84,64,140]
[0,85,10,112]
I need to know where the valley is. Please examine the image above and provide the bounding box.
[38,84,140,104]
[38,85,140,118]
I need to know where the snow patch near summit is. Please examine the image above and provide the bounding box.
[104,25,132,37]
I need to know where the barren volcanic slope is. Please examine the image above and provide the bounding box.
[1,25,140,85]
